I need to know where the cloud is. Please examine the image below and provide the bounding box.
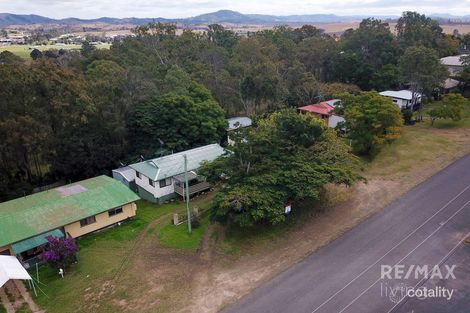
[2,0,470,19]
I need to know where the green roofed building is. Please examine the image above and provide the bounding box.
[128,144,226,204]
[0,175,140,268]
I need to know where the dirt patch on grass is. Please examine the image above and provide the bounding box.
[0,281,42,313]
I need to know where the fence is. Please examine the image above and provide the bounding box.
[172,206,210,226]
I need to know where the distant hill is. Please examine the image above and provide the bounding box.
[430,13,470,22]
[1,10,469,28]
[0,13,55,26]
[0,10,392,27]
[0,13,170,27]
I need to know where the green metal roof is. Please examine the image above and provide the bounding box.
[0,175,140,248]
[11,229,64,254]
[130,144,225,181]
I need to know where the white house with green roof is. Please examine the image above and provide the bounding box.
[129,144,225,204]
[0,175,140,268]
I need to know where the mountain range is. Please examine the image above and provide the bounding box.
[1,10,470,27]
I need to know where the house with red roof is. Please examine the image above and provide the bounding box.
[297,99,345,128]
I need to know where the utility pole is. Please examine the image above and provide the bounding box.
[183,154,192,233]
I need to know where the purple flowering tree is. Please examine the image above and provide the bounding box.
[42,236,78,269]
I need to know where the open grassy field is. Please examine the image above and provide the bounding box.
[0,43,111,59]
[364,104,470,178]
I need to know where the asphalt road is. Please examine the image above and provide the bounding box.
[222,154,470,313]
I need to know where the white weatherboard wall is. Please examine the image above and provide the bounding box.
[391,98,410,109]
[134,172,174,199]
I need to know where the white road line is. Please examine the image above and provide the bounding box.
[337,200,470,313]
[310,184,470,313]
[386,231,470,313]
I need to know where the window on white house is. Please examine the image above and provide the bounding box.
[108,207,123,217]
[149,178,155,187]
[136,171,141,179]
[159,178,172,188]
[80,216,96,227]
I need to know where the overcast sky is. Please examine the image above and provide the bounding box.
[2,0,470,19]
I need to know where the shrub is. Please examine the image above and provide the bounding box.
[42,236,78,269]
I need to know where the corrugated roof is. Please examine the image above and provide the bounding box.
[442,78,461,89]
[173,171,198,183]
[227,117,252,131]
[129,144,225,181]
[0,175,140,248]
[112,166,136,182]
[325,99,341,107]
[440,55,467,67]
[11,229,64,254]
[298,101,335,115]
[379,90,422,101]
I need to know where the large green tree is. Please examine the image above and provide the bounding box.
[128,71,226,155]
[200,109,362,227]
[428,93,469,126]
[396,12,440,48]
[342,18,398,68]
[0,60,94,199]
[339,92,404,155]
[398,46,448,110]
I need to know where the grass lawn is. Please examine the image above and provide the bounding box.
[367,102,470,178]
[0,304,6,313]
[158,215,210,250]
[0,43,111,59]
[30,198,195,313]
[422,100,470,129]
[156,194,213,250]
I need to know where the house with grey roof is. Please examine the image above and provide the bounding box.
[128,144,225,203]
[440,55,467,75]
[440,55,467,92]
[379,90,422,110]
